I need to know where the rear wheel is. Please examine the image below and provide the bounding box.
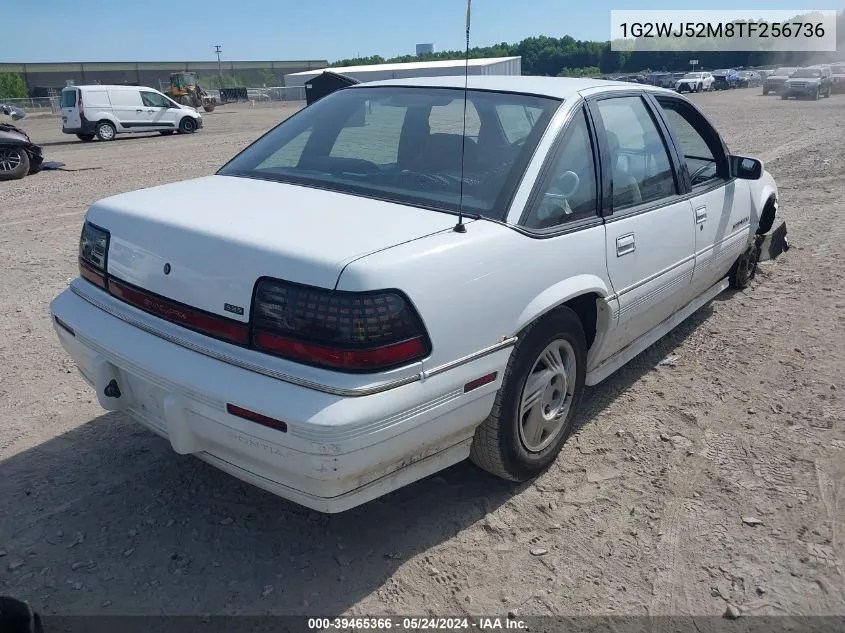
[781,93,789,100]
[0,146,30,181]
[203,104,216,112]
[470,307,587,482]
[763,88,769,95]
[76,133,95,142]
[95,121,116,141]
[178,117,198,134]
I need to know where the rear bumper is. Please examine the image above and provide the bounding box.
[49,281,507,513]
[62,116,97,135]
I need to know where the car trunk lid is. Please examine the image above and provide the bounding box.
[86,175,459,322]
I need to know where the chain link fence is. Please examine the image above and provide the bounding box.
[0,96,60,115]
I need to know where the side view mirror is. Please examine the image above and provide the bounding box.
[729,155,762,180]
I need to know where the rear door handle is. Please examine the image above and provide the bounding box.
[695,206,707,224]
[616,233,636,257]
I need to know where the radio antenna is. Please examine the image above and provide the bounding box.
[454,0,472,233]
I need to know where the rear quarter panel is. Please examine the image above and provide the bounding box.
[336,220,614,370]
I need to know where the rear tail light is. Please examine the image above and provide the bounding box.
[251,278,430,372]
[78,221,109,288]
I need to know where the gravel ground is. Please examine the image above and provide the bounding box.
[0,92,843,618]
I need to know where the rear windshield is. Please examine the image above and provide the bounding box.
[218,87,560,220]
[61,89,77,108]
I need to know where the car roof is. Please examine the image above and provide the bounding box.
[350,75,677,100]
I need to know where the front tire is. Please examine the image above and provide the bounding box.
[0,146,30,181]
[95,121,116,141]
[763,88,769,95]
[178,117,198,134]
[470,307,587,482]
[729,243,761,289]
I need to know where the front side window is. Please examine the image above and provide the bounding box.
[141,91,170,108]
[595,96,676,211]
[522,110,597,230]
[657,98,725,186]
[218,87,560,219]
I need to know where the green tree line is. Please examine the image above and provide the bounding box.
[332,12,844,76]
[0,73,28,99]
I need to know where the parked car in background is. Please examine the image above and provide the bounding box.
[781,66,832,100]
[757,69,774,80]
[762,67,797,95]
[675,72,714,92]
[736,71,762,88]
[60,85,204,142]
[712,69,740,90]
[49,76,787,513]
[0,104,44,181]
[831,63,845,93]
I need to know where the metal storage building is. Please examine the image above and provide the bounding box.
[284,56,522,88]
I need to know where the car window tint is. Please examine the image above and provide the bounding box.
[219,87,559,220]
[494,104,545,143]
[596,96,676,211]
[61,90,76,108]
[258,128,313,169]
[141,91,167,108]
[523,110,597,229]
[657,101,721,186]
[329,101,404,165]
[429,100,481,138]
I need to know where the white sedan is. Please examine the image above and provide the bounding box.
[50,76,788,513]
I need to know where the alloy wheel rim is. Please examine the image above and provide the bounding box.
[518,339,577,453]
[0,148,22,172]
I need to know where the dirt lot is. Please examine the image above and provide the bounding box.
[1,91,843,618]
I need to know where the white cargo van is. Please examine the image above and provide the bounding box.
[60,85,204,142]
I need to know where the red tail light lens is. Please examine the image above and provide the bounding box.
[251,278,430,372]
[78,221,109,288]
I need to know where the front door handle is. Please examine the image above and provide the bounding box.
[136,109,143,112]
[616,233,636,257]
[695,206,707,224]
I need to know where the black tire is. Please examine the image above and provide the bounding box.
[813,88,820,101]
[470,307,587,482]
[159,130,175,136]
[697,83,703,92]
[28,159,42,175]
[95,121,116,141]
[729,243,760,290]
[178,117,198,134]
[76,134,95,142]
[781,93,788,100]
[0,146,30,181]
[763,88,769,95]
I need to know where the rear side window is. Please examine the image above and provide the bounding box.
[522,110,598,230]
[61,90,77,108]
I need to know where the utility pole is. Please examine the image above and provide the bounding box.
[214,45,223,87]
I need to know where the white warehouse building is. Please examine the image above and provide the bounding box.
[284,56,522,88]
